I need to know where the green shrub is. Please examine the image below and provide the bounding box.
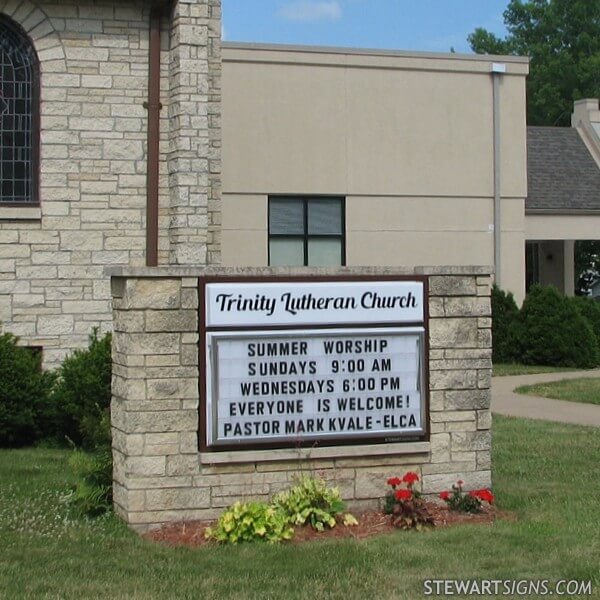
[68,444,113,517]
[518,285,599,368]
[51,328,112,449]
[572,296,600,349]
[491,285,520,363]
[0,332,55,447]
[272,475,345,531]
[205,502,294,544]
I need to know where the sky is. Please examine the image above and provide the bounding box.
[221,0,510,55]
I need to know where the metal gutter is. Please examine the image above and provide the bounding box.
[492,63,505,287]
[144,6,162,267]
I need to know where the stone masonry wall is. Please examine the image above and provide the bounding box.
[0,0,221,367]
[110,266,492,532]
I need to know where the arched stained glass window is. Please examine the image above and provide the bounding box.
[0,16,39,204]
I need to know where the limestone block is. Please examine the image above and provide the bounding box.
[126,476,193,490]
[477,451,492,470]
[145,355,181,367]
[444,349,491,360]
[430,410,476,423]
[166,455,201,476]
[429,276,477,297]
[126,456,166,477]
[422,470,491,494]
[478,369,492,389]
[181,344,198,366]
[113,332,180,356]
[422,461,475,476]
[430,369,477,391]
[121,278,181,310]
[146,378,198,400]
[428,297,444,317]
[477,329,492,348]
[37,315,74,335]
[477,410,492,430]
[429,318,478,348]
[212,482,270,499]
[211,494,269,509]
[355,466,421,499]
[113,485,145,512]
[444,390,490,410]
[112,376,146,401]
[145,487,210,511]
[445,421,477,432]
[429,390,444,412]
[116,410,197,434]
[180,431,199,454]
[145,433,180,456]
[444,297,490,317]
[113,310,144,333]
[145,310,197,333]
[430,359,490,371]
[181,288,199,309]
[451,431,491,452]
[112,429,144,456]
[61,231,104,250]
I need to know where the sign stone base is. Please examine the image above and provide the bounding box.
[109,266,492,531]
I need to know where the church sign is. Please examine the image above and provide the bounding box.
[199,277,429,450]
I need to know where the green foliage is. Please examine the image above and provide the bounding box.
[575,241,600,294]
[0,332,56,447]
[68,444,113,517]
[518,285,599,368]
[468,0,600,126]
[572,296,600,348]
[390,496,434,531]
[273,475,346,531]
[491,285,520,363]
[50,328,112,449]
[205,502,294,544]
[440,483,485,514]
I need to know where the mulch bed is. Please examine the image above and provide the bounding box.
[145,502,511,548]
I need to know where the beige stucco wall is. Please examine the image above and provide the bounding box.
[526,214,600,240]
[221,44,528,303]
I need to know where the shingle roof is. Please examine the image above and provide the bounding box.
[527,127,600,212]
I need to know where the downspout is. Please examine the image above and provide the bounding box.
[492,63,505,287]
[145,6,162,267]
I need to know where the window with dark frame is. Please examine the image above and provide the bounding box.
[0,16,39,205]
[268,197,345,266]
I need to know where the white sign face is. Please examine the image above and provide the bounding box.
[205,327,425,447]
[205,281,423,328]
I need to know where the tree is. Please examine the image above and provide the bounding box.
[468,0,600,126]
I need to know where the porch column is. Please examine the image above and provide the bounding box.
[563,240,575,296]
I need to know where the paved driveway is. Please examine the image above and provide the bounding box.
[492,369,600,426]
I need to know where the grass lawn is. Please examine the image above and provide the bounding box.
[492,363,580,377]
[516,377,600,406]
[2,417,600,599]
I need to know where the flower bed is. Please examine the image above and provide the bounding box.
[146,503,506,548]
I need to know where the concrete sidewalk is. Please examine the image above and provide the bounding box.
[491,369,600,426]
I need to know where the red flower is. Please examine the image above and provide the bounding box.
[475,489,495,504]
[395,489,413,502]
[456,480,464,487]
[387,477,402,487]
[402,471,420,485]
[439,491,450,501]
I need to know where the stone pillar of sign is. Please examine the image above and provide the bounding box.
[167,0,221,266]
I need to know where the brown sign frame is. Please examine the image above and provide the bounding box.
[198,274,430,453]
